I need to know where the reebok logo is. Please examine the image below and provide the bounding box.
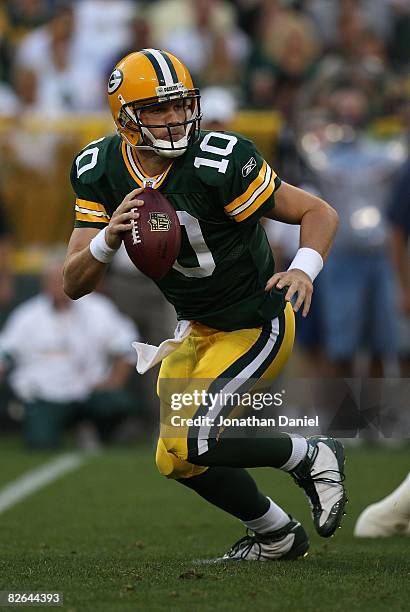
[242,157,257,177]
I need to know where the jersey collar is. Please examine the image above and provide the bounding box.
[121,141,173,189]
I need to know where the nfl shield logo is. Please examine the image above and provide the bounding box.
[148,212,171,231]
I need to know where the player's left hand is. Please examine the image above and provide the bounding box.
[265,269,313,317]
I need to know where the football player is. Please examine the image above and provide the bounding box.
[64,49,346,561]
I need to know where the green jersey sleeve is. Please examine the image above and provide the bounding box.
[193,132,281,226]
[70,137,111,229]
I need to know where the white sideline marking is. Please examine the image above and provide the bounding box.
[0,453,86,514]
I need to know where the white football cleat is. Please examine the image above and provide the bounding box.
[354,502,410,537]
[354,474,410,538]
[217,517,309,561]
[291,436,347,537]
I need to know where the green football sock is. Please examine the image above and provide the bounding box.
[178,466,270,521]
[193,435,293,469]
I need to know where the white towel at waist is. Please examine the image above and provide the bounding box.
[132,320,192,374]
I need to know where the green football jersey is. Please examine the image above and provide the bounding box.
[70,130,286,331]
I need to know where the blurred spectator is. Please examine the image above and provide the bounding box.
[230,0,263,40]
[14,4,105,114]
[335,5,387,71]
[148,0,237,46]
[106,14,154,76]
[306,2,390,116]
[0,256,139,449]
[5,0,53,42]
[73,0,138,79]
[306,0,394,48]
[156,0,249,87]
[297,85,405,377]
[201,85,237,130]
[244,0,321,118]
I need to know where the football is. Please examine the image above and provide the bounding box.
[123,188,181,280]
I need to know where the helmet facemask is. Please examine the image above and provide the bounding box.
[117,91,201,158]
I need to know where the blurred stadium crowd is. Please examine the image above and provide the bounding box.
[1,0,410,115]
[0,0,409,448]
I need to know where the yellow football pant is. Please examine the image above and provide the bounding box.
[156,302,295,480]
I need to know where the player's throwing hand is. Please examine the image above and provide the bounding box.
[105,188,145,249]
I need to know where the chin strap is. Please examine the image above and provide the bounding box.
[118,127,188,158]
[153,138,189,158]
[140,127,189,158]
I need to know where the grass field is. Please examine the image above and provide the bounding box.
[0,435,409,612]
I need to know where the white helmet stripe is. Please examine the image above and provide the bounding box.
[143,48,174,86]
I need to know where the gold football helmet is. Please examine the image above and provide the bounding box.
[108,49,201,158]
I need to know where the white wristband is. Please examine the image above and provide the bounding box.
[89,228,118,264]
[288,247,323,282]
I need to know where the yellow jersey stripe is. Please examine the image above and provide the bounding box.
[224,161,268,213]
[122,141,144,187]
[226,165,274,218]
[122,142,174,189]
[75,198,108,214]
[231,175,276,222]
[75,205,109,219]
[152,163,173,188]
[75,211,109,224]
[132,149,160,179]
